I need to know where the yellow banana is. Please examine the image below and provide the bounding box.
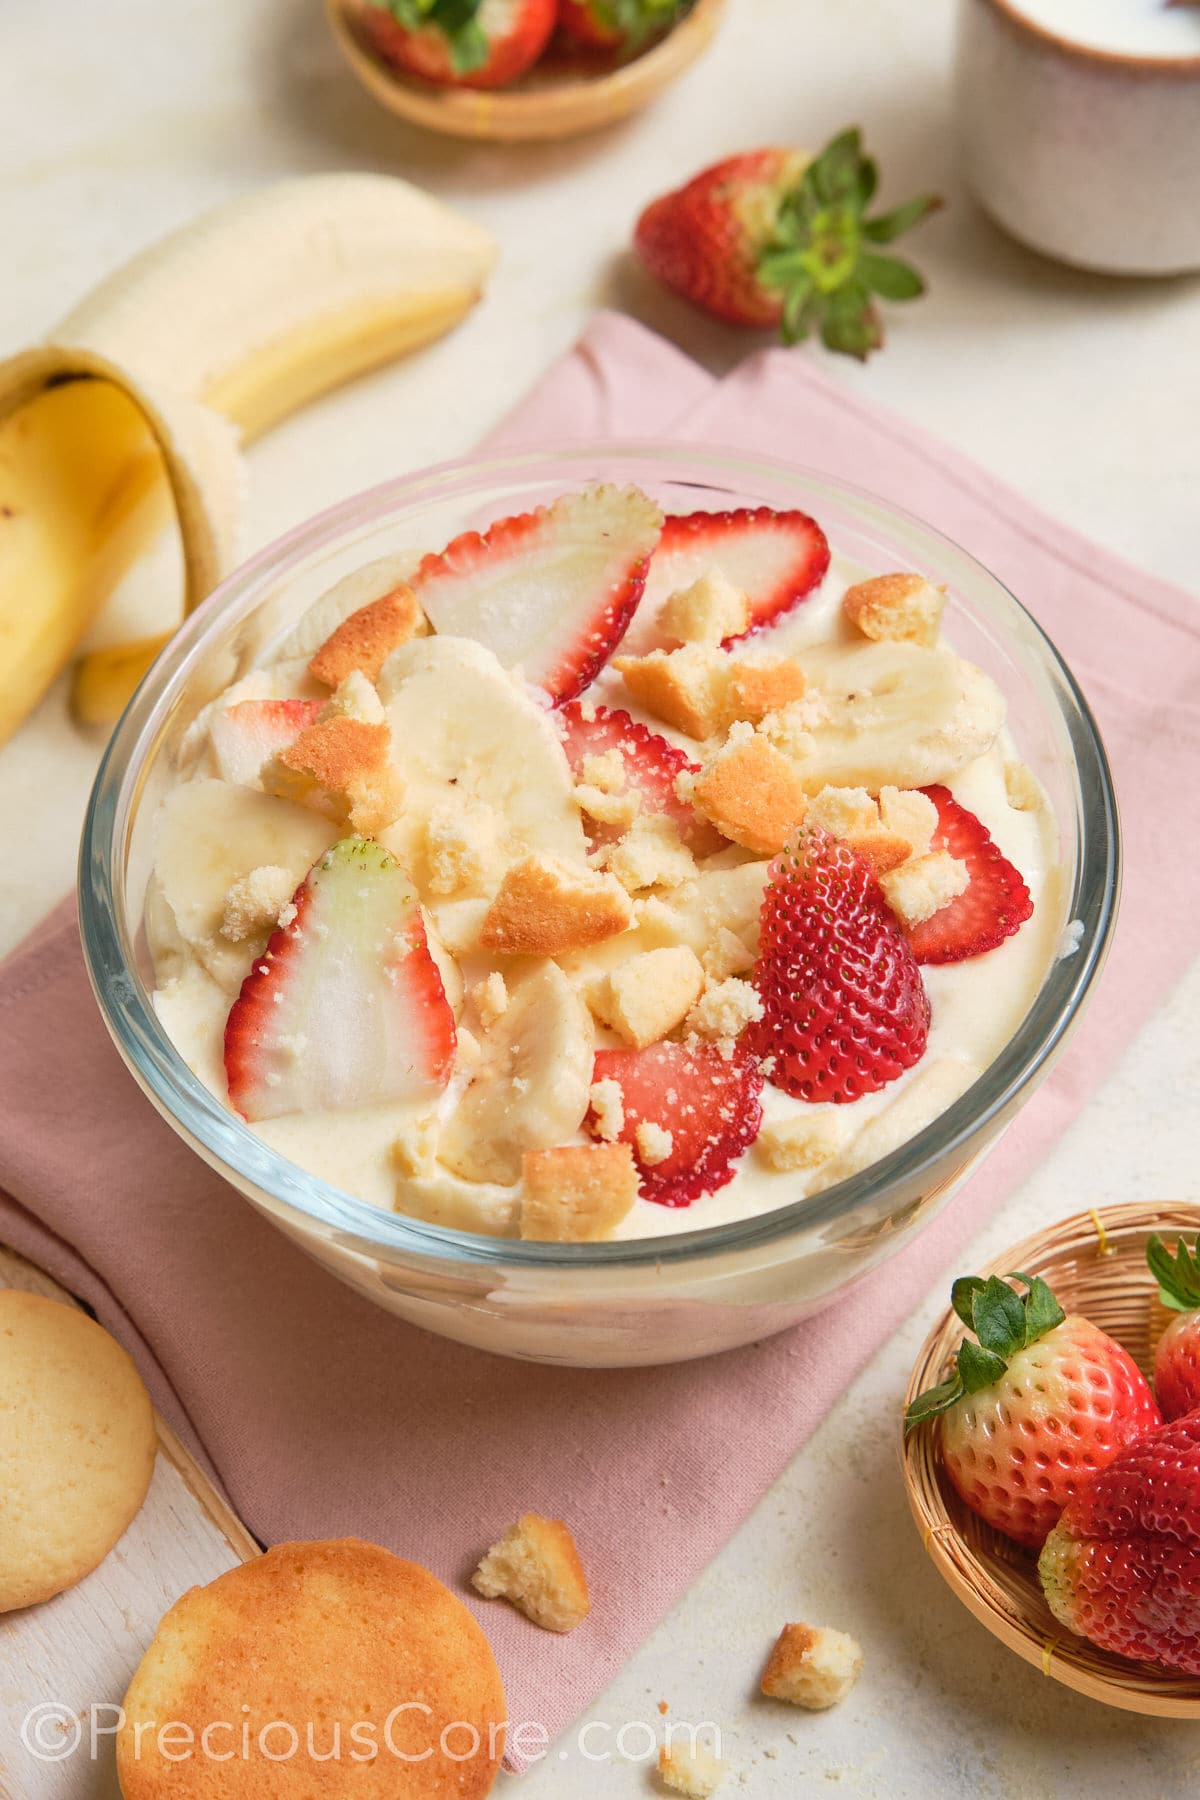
[0,174,497,738]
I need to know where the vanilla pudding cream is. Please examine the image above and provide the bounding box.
[1002,0,1200,58]
[147,497,1064,1244]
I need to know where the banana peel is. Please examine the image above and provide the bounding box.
[0,174,497,739]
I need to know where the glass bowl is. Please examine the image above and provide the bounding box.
[79,445,1119,1368]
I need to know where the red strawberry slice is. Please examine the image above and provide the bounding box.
[620,507,829,656]
[558,702,724,853]
[587,1042,764,1207]
[210,698,323,788]
[905,786,1033,965]
[224,837,456,1123]
[411,484,662,707]
[749,827,930,1104]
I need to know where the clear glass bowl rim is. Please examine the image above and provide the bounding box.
[78,442,1120,1273]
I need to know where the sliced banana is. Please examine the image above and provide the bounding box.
[378,636,587,887]
[271,552,425,665]
[151,779,335,990]
[438,962,593,1185]
[821,1056,982,1185]
[771,641,1005,794]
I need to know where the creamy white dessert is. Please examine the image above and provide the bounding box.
[147,485,1064,1243]
[1003,0,1200,59]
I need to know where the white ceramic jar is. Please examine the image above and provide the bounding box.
[955,0,1200,274]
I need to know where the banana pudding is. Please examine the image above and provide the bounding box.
[147,484,1063,1242]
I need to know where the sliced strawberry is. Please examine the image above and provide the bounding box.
[411,484,662,706]
[224,837,456,1123]
[749,827,930,1104]
[558,702,724,853]
[620,507,830,655]
[905,786,1034,965]
[210,698,323,788]
[587,1042,763,1207]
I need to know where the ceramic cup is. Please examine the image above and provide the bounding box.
[955,0,1200,274]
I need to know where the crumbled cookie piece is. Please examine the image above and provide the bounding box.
[880,850,969,927]
[580,748,627,793]
[391,1112,440,1179]
[600,816,697,893]
[589,947,705,1048]
[725,657,807,726]
[308,583,426,686]
[843,572,945,648]
[574,782,641,830]
[757,696,828,761]
[807,786,878,839]
[635,1120,674,1166]
[878,785,938,856]
[220,865,295,943]
[1004,759,1042,812]
[692,737,809,855]
[471,971,509,1031]
[660,568,750,646]
[658,1740,729,1797]
[424,796,504,897]
[756,1113,845,1172]
[262,716,402,836]
[760,1622,864,1709]
[521,1144,639,1243]
[472,1511,591,1632]
[685,977,763,1044]
[614,646,729,740]
[702,926,756,981]
[480,856,633,956]
[323,668,386,725]
[588,1078,626,1143]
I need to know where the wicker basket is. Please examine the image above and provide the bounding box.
[902,1201,1200,1718]
[327,0,726,142]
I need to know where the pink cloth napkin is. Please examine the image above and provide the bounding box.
[1,314,1197,1770]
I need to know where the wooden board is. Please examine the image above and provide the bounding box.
[0,1250,259,1799]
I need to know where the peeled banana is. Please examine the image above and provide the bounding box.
[0,174,497,740]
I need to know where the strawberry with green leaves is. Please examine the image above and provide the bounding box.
[558,0,687,52]
[1039,1411,1200,1675]
[634,128,941,359]
[906,1273,1161,1549]
[362,0,557,89]
[1148,1230,1200,1420]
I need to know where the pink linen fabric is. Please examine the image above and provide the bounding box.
[0,314,1195,1771]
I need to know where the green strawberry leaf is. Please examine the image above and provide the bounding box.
[971,1277,1027,1358]
[755,127,941,360]
[904,1372,964,1429]
[1147,1232,1200,1312]
[1010,1272,1066,1343]
[862,194,943,243]
[860,252,925,301]
[957,1338,1011,1394]
[371,0,491,72]
[951,1275,986,1330]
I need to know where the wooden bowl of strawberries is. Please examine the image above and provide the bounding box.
[902,1202,1200,1717]
[326,0,726,142]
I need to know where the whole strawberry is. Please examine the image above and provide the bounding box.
[1039,1412,1200,1674]
[1147,1230,1200,1420]
[362,0,557,89]
[906,1274,1161,1549]
[634,129,941,358]
[748,828,930,1104]
[558,0,686,51]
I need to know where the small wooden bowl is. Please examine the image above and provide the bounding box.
[326,0,727,142]
[902,1200,1200,1718]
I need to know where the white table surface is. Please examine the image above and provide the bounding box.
[1,1,1197,1794]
